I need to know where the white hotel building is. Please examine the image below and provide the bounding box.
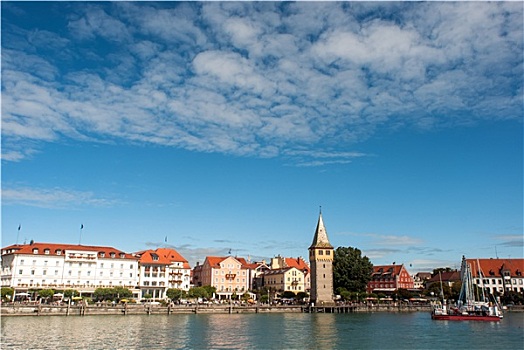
[1,242,140,299]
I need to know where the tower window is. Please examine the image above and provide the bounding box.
[318,250,324,255]
[326,250,331,255]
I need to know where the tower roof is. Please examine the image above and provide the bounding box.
[309,212,333,249]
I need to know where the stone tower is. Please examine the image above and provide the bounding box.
[308,210,334,305]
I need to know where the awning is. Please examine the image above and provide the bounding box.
[372,288,396,292]
[16,292,30,296]
[72,297,83,300]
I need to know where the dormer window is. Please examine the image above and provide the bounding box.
[110,253,115,258]
[55,250,62,255]
[44,249,50,255]
[120,253,125,258]
[151,253,159,261]
[33,248,39,254]
[100,252,105,257]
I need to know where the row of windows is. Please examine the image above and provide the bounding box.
[18,260,135,269]
[221,264,241,269]
[18,269,133,278]
[142,281,165,286]
[317,250,331,256]
[214,270,246,275]
[214,278,246,283]
[28,248,125,259]
[219,286,245,292]
[477,278,524,285]
[485,286,524,293]
[266,278,302,284]
[17,279,126,286]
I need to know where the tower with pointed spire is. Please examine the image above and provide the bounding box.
[308,208,334,305]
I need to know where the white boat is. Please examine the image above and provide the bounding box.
[432,256,503,321]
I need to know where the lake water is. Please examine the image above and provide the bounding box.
[2,312,523,349]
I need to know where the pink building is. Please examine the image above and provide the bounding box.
[193,256,249,299]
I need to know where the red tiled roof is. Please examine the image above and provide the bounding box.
[2,242,135,259]
[467,258,524,278]
[427,271,461,283]
[372,265,403,276]
[205,256,226,268]
[285,257,310,272]
[136,248,190,266]
[204,256,251,269]
[137,250,171,265]
[156,248,188,263]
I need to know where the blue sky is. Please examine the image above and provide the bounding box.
[2,2,522,272]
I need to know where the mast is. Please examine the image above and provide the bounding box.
[476,259,487,303]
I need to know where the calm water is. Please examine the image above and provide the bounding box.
[2,312,523,349]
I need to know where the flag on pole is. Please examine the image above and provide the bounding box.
[18,224,21,231]
[165,236,168,243]
[80,224,84,230]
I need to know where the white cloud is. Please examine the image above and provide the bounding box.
[2,186,120,209]
[2,2,522,164]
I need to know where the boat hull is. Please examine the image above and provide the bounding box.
[431,314,501,322]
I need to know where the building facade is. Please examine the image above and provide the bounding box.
[425,270,461,290]
[366,264,414,294]
[263,266,307,293]
[1,242,139,298]
[193,256,249,299]
[243,260,270,291]
[135,248,191,300]
[467,258,524,295]
[269,255,310,292]
[412,272,432,290]
[308,212,334,305]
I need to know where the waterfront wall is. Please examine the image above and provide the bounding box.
[1,303,437,316]
[3,303,521,317]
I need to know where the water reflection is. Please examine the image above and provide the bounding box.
[1,312,523,349]
[309,314,336,350]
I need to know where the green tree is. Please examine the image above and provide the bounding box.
[1,287,14,301]
[397,288,416,300]
[338,289,351,301]
[64,289,79,298]
[426,282,452,300]
[113,286,132,300]
[93,288,111,301]
[202,285,217,298]
[38,289,55,303]
[281,291,296,299]
[188,286,210,299]
[166,288,186,301]
[296,291,309,303]
[241,292,251,302]
[333,247,373,293]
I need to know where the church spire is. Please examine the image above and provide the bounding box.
[309,210,333,249]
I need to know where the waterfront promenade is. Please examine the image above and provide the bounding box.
[0,302,434,316]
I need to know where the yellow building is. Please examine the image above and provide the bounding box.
[264,266,307,293]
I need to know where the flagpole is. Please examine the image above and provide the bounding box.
[79,224,84,245]
[16,224,21,245]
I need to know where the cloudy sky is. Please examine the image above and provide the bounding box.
[2,2,522,271]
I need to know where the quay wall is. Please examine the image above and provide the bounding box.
[1,303,435,316]
[3,303,522,317]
